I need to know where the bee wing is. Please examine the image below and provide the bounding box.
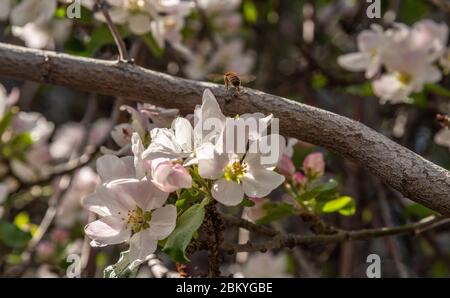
[239,74,256,84]
[206,73,225,82]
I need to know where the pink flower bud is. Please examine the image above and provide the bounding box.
[277,153,296,176]
[150,158,192,193]
[303,152,325,177]
[51,228,69,244]
[36,241,55,260]
[293,171,307,186]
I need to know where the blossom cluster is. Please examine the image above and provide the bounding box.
[83,89,285,267]
[338,20,449,104]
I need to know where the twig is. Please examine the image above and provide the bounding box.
[222,216,450,253]
[1,43,450,216]
[222,214,279,237]
[94,0,131,62]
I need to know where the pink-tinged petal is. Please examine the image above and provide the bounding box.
[129,231,158,269]
[211,178,244,206]
[241,168,285,198]
[85,216,129,247]
[277,154,296,176]
[111,123,134,147]
[149,205,177,240]
[303,152,325,177]
[293,171,307,185]
[96,155,135,182]
[167,164,192,189]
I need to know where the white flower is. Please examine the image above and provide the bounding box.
[143,89,226,162]
[84,178,176,268]
[198,147,284,206]
[10,0,56,27]
[93,0,193,47]
[102,104,178,156]
[337,24,385,79]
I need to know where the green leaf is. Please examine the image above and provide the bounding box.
[241,197,256,207]
[344,82,373,97]
[86,24,128,54]
[163,199,208,262]
[425,83,450,98]
[321,196,355,216]
[104,250,137,278]
[256,202,296,225]
[403,203,435,219]
[243,0,258,24]
[175,189,201,212]
[0,220,32,248]
[312,73,328,90]
[297,179,338,202]
[142,33,164,57]
[0,108,18,137]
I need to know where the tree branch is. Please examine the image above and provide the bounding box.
[0,43,450,215]
[221,216,450,253]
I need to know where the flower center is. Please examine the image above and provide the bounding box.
[224,161,247,183]
[124,206,152,233]
[125,0,145,12]
[395,72,412,85]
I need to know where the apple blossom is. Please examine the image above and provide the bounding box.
[303,152,325,178]
[203,151,284,206]
[337,24,385,79]
[84,178,176,268]
[102,104,178,156]
[339,20,449,103]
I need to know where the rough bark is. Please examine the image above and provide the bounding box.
[0,43,449,216]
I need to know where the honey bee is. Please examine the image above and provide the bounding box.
[207,71,256,96]
[437,114,450,128]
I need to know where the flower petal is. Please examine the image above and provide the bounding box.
[242,168,285,198]
[129,231,158,269]
[149,205,177,240]
[96,155,135,182]
[337,53,370,72]
[85,216,129,247]
[211,178,244,206]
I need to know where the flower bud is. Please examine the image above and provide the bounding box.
[303,152,325,178]
[150,158,192,193]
